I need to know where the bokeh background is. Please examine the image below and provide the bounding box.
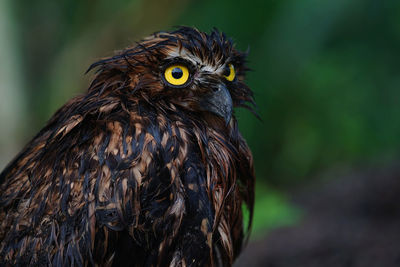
[1,0,400,265]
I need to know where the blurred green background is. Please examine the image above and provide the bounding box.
[1,0,399,237]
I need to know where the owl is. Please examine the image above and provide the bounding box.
[0,27,256,266]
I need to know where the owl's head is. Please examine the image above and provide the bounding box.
[88,27,256,124]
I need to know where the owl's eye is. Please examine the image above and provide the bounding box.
[164,65,190,86]
[223,63,235,82]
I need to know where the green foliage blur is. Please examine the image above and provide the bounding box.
[1,0,400,236]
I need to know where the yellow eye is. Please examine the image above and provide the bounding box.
[164,65,190,86]
[224,63,235,82]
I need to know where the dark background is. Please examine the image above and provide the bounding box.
[1,0,399,244]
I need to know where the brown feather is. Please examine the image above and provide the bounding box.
[0,27,255,266]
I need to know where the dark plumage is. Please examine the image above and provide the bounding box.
[0,27,256,266]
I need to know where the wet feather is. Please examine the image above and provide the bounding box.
[0,27,255,266]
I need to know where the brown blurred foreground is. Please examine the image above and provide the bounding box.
[236,163,400,267]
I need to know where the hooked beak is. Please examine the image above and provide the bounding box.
[200,83,233,124]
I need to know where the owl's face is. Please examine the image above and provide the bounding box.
[89,27,255,124]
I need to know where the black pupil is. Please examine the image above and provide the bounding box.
[223,65,230,76]
[172,67,183,79]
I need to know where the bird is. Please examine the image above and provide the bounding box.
[0,26,256,266]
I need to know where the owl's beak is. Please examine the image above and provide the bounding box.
[201,83,233,125]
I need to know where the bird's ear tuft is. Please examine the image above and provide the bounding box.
[86,53,133,75]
